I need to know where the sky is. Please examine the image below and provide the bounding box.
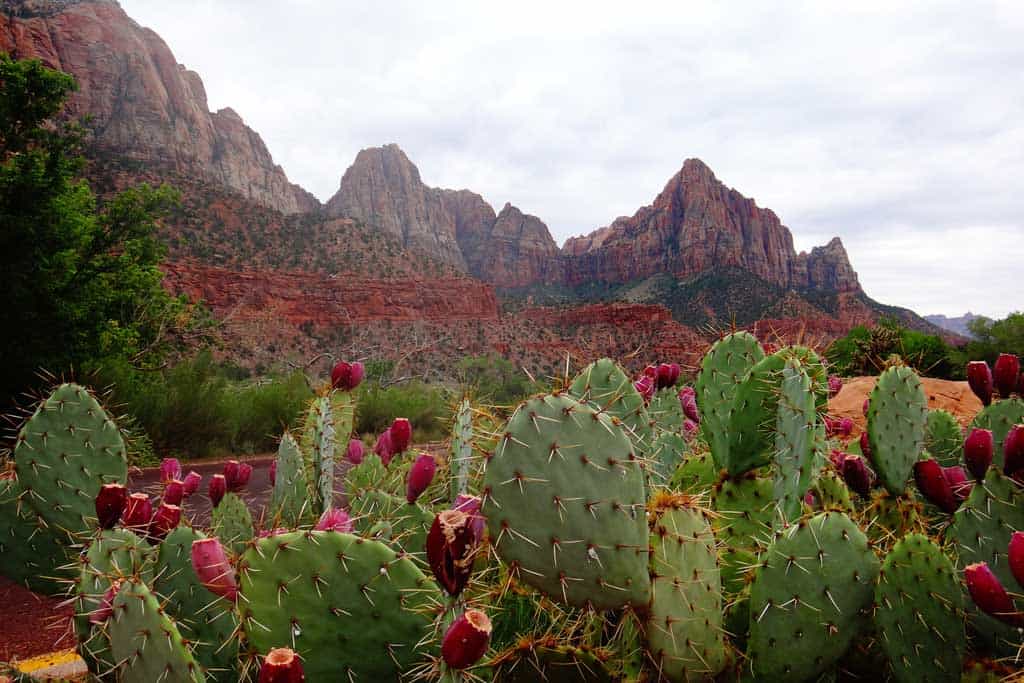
[119,1,1024,319]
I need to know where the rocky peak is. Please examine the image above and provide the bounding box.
[792,237,860,292]
[0,0,317,214]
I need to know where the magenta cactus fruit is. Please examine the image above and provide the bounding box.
[208,474,227,508]
[331,360,364,391]
[374,430,394,465]
[964,428,994,480]
[862,398,870,416]
[122,492,152,530]
[994,354,1021,399]
[829,449,847,471]
[634,374,655,404]
[149,503,181,540]
[965,562,1022,626]
[682,418,699,441]
[643,364,657,378]
[655,363,678,389]
[406,453,436,504]
[223,460,251,492]
[943,465,972,502]
[427,509,477,597]
[346,439,365,465]
[824,415,841,438]
[859,431,872,461]
[223,460,240,487]
[441,609,492,670]
[183,470,202,497]
[95,483,127,530]
[348,361,365,389]
[190,537,238,601]
[839,417,854,437]
[268,460,277,487]
[913,459,958,513]
[1004,424,1024,476]
[678,386,699,423]
[89,579,122,625]
[841,455,873,499]
[314,507,353,533]
[159,457,181,485]
[967,360,994,406]
[1009,532,1024,590]
[163,479,185,506]
[259,647,305,683]
[389,418,412,454]
[453,494,485,541]
[828,374,843,398]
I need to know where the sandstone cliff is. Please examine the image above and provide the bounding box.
[0,0,317,214]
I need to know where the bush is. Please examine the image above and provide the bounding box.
[827,319,957,378]
[355,381,449,443]
[457,355,536,405]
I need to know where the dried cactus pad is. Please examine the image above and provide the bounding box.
[483,393,651,609]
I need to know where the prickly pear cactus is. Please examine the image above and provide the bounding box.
[809,469,854,513]
[350,488,433,557]
[211,491,253,554]
[493,642,616,682]
[648,387,684,434]
[747,511,880,681]
[874,534,964,683]
[450,398,474,501]
[269,433,309,527]
[772,359,817,521]
[969,398,1024,470]
[0,479,67,594]
[311,395,335,513]
[649,431,688,486]
[329,389,355,452]
[238,530,440,680]
[668,450,717,494]
[867,365,928,494]
[860,490,925,551]
[569,358,653,456]
[712,471,775,594]
[13,383,128,536]
[646,494,727,681]
[483,392,651,609]
[925,409,963,468]
[107,579,204,683]
[695,332,764,470]
[725,351,787,476]
[154,527,239,683]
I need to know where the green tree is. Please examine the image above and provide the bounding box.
[956,312,1024,367]
[826,318,955,378]
[0,54,196,406]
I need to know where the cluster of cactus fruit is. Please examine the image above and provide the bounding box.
[2,343,1024,681]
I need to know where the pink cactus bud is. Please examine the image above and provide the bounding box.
[347,439,365,465]
[427,509,477,597]
[89,579,122,625]
[634,375,655,404]
[453,494,485,541]
[964,428,993,480]
[259,647,305,683]
[183,471,202,497]
[442,609,492,670]
[348,362,365,390]
[943,465,972,502]
[803,490,818,508]
[841,455,873,499]
[159,458,181,485]
[223,460,240,487]
[406,453,437,504]
[269,461,277,487]
[967,361,994,406]
[1009,532,1024,590]
[95,483,127,530]
[1004,424,1024,476]
[965,562,1022,625]
[149,503,181,540]
[208,474,227,508]
[914,459,958,513]
[994,354,1021,399]
[315,507,353,533]
[389,418,412,454]
[122,492,152,530]
[862,398,870,416]
[374,430,394,465]
[682,418,699,441]
[824,415,841,438]
[827,374,843,398]
[163,479,185,506]
[678,386,699,423]
[669,363,681,386]
[330,361,352,390]
[859,432,872,461]
[839,417,854,437]
[190,537,238,602]
[236,463,253,490]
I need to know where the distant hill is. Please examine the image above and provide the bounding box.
[925,312,983,338]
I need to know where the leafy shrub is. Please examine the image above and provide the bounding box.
[827,319,956,378]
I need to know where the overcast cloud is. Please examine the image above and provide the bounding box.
[120,0,1024,318]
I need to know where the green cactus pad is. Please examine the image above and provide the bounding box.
[969,398,1024,470]
[867,365,928,494]
[345,452,388,498]
[450,398,474,501]
[569,358,653,456]
[108,579,203,683]
[211,492,253,555]
[646,495,727,681]
[712,472,774,595]
[269,433,309,528]
[695,332,765,470]
[648,387,685,434]
[668,450,717,494]
[649,431,689,486]
[0,479,68,594]
[925,409,963,468]
[945,468,1024,656]
[773,359,817,522]
[809,470,853,513]
[329,389,355,452]
[493,644,616,682]
[238,530,440,680]
[350,489,433,558]
[483,393,651,609]
[748,511,880,681]
[154,527,239,683]
[14,383,128,536]
[874,534,964,683]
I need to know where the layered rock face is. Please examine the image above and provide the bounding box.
[0,0,316,214]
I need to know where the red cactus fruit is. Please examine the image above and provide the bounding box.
[824,415,841,438]
[828,375,843,398]
[943,465,972,502]
[208,474,227,508]
[374,430,395,465]
[994,354,1021,399]
[191,537,238,602]
[839,417,854,437]
[913,459,958,513]
[452,494,485,541]
[183,471,202,497]
[841,455,873,499]
[163,479,185,506]
[682,418,699,441]
[967,361,994,406]
[828,449,847,471]
[678,386,699,423]
[634,374,655,404]
[347,439,365,465]
[95,483,128,530]
[862,398,870,416]
[390,418,412,454]
[1008,531,1024,591]
[330,361,352,390]
[89,579,122,625]
[643,364,657,378]
[668,363,681,386]
[223,460,240,487]
[442,609,492,670]
[965,562,1022,625]
[159,457,181,485]
[859,432,872,461]
[427,509,477,597]
[1004,424,1024,476]
[223,460,251,492]
[149,503,181,540]
[406,453,437,504]
[122,492,152,530]
[348,362,365,389]
[315,507,353,533]
[259,647,305,683]
[655,363,678,389]
[964,428,993,480]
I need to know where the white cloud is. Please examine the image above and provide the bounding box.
[119,0,1024,318]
